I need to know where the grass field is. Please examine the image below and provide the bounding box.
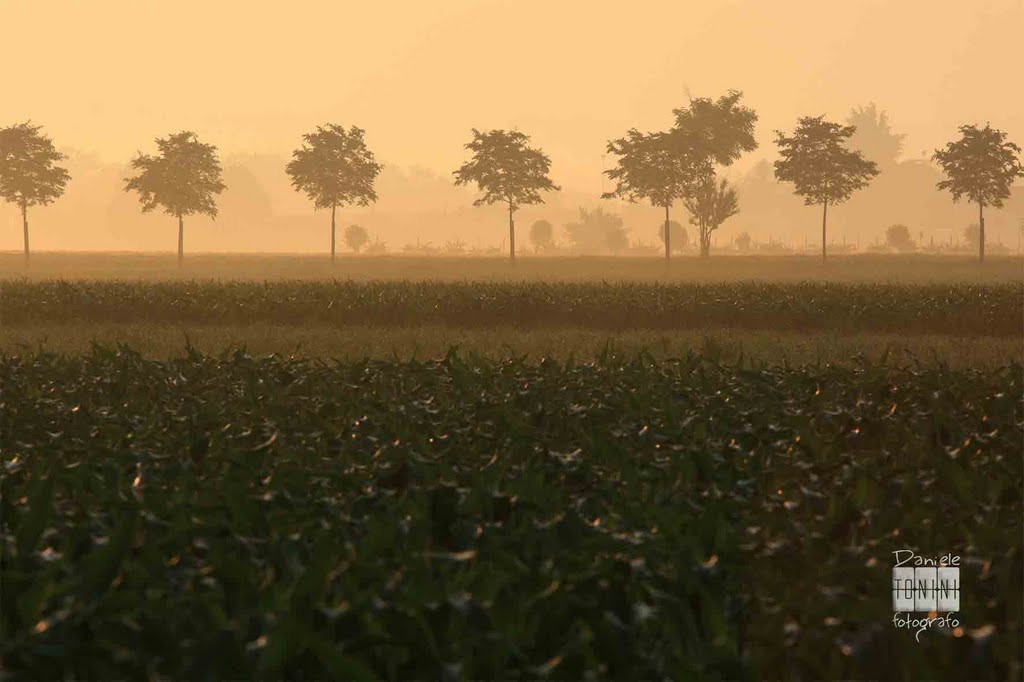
[1,253,1022,678]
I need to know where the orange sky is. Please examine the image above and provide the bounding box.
[4,0,1022,195]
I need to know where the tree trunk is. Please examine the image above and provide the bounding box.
[21,203,29,264]
[664,203,670,261]
[177,214,184,266]
[821,201,828,262]
[331,203,337,261]
[978,201,985,263]
[509,202,515,262]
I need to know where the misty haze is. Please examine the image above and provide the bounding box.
[1,1,1021,680]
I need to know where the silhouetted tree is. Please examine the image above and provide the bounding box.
[124,131,225,264]
[603,130,694,260]
[287,124,382,261]
[774,117,879,261]
[885,224,914,252]
[529,219,554,252]
[671,90,757,257]
[453,129,559,262]
[684,177,740,257]
[344,224,369,253]
[847,103,905,170]
[564,207,629,254]
[933,124,1023,262]
[0,122,70,262]
[656,220,688,253]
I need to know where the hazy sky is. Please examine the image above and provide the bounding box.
[3,0,1022,195]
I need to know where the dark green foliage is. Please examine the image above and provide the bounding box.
[1,349,1020,679]
[2,280,1020,337]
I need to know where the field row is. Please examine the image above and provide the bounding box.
[2,349,1020,679]
[3,280,1021,337]
[2,324,1022,368]
[3,253,1023,284]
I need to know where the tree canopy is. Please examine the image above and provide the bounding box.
[287,124,382,210]
[933,124,1022,210]
[671,90,758,170]
[124,131,225,219]
[453,129,558,210]
[0,122,70,211]
[847,103,905,170]
[602,130,695,209]
[773,117,879,207]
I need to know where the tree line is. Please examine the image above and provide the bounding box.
[2,92,1021,264]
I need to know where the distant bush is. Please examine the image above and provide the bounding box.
[529,219,555,252]
[885,224,915,252]
[656,220,689,253]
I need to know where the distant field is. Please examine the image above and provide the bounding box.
[1,252,1022,283]
[3,280,1020,337]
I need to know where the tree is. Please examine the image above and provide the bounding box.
[933,124,1023,263]
[344,224,369,253]
[0,122,70,262]
[656,220,688,254]
[885,224,915,252]
[774,116,879,261]
[603,130,695,260]
[684,177,740,257]
[124,131,225,264]
[672,90,758,169]
[563,207,629,254]
[846,103,905,170]
[529,219,554,252]
[453,129,559,262]
[287,124,382,261]
[671,90,758,257]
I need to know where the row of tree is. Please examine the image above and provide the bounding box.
[2,92,1021,263]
